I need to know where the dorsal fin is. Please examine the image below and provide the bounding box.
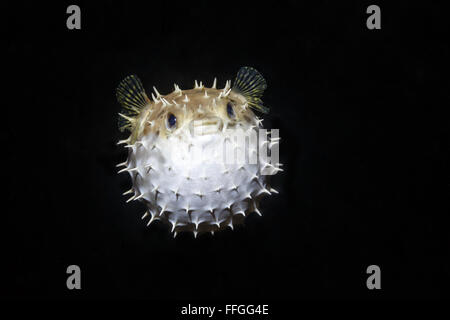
[232,66,269,113]
[116,75,149,132]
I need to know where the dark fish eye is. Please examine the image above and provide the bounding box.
[227,102,235,118]
[167,113,177,128]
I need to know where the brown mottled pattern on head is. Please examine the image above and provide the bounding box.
[132,86,257,140]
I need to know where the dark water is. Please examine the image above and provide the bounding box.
[1,0,448,305]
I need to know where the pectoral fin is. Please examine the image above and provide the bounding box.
[116,75,149,132]
[232,66,269,113]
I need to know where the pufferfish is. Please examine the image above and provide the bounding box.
[116,67,282,237]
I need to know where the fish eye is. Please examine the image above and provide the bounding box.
[167,113,177,129]
[226,102,235,118]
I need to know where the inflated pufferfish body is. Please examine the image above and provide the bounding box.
[116,67,282,237]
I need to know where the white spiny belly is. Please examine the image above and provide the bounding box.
[123,126,272,236]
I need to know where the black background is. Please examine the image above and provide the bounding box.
[2,0,448,302]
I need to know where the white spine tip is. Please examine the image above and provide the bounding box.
[153,86,161,98]
[122,189,133,195]
[269,187,279,194]
[126,195,136,203]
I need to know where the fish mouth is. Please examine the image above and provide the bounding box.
[190,117,224,136]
